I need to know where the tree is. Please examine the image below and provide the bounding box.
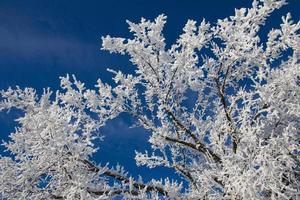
[0,0,299,199]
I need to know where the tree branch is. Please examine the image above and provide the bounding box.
[165,136,221,164]
[215,77,238,153]
[82,159,168,196]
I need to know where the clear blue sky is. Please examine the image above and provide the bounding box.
[0,0,299,183]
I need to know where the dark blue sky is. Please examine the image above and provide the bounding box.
[0,0,299,182]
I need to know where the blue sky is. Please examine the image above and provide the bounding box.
[0,0,299,183]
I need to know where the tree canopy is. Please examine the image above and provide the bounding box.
[0,0,299,199]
